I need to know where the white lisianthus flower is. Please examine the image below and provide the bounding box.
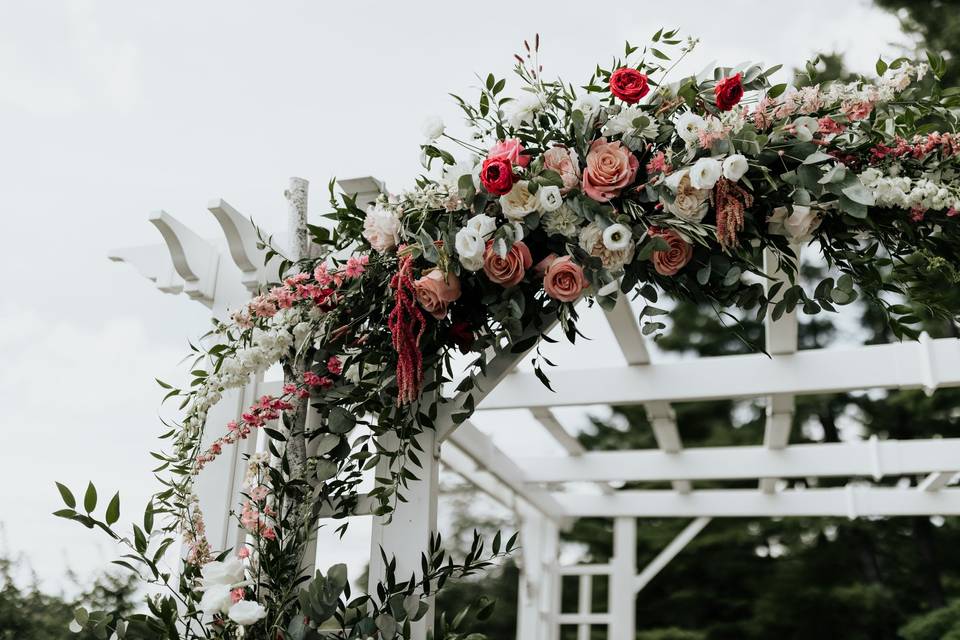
[538,185,563,212]
[792,116,820,142]
[228,600,268,626]
[420,116,445,142]
[768,205,822,243]
[201,558,246,586]
[509,93,543,128]
[689,157,723,190]
[499,181,540,220]
[200,585,234,615]
[466,213,497,238]
[362,204,402,253]
[455,227,485,272]
[722,154,749,182]
[602,223,632,251]
[675,111,706,145]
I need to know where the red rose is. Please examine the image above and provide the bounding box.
[714,73,744,111]
[479,157,514,196]
[609,68,650,104]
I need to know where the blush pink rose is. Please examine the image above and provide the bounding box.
[488,138,531,168]
[483,240,532,287]
[542,256,589,302]
[542,146,581,193]
[649,229,693,276]
[582,138,639,202]
[414,269,461,319]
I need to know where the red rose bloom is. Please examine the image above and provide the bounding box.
[479,157,514,196]
[609,67,650,104]
[714,73,744,111]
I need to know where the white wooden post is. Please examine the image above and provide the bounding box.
[367,430,440,640]
[609,517,637,640]
[516,507,560,640]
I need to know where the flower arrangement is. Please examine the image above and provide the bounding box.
[57,29,960,640]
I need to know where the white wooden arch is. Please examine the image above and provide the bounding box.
[111,178,960,640]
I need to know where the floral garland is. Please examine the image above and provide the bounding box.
[57,30,960,640]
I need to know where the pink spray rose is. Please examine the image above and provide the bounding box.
[542,146,581,193]
[488,138,531,168]
[582,138,639,202]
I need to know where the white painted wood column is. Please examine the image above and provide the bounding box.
[609,517,637,640]
[367,429,440,640]
[516,507,560,640]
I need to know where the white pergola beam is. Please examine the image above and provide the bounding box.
[440,444,517,510]
[530,408,586,456]
[634,517,711,593]
[480,337,960,409]
[516,438,960,483]
[918,471,960,492]
[554,486,960,518]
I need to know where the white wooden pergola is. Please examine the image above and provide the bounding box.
[111,177,960,640]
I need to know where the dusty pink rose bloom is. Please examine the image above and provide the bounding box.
[650,229,693,276]
[414,269,461,320]
[542,256,589,302]
[483,240,532,287]
[487,138,530,168]
[582,138,639,202]
[542,146,581,193]
[534,253,559,278]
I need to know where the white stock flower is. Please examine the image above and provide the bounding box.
[722,154,749,182]
[200,585,234,615]
[420,116,445,142]
[792,116,820,142]
[228,600,268,626]
[201,558,246,586]
[362,204,402,253]
[602,223,632,251]
[466,213,497,238]
[509,93,544,128]
[689,157,723,190]
[675,111,706,145]
[768,205,822,243]
[455,227,485,272]
[538,185,563,212]
[499,181,540,220]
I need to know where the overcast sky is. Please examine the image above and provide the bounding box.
[0,0,909,593]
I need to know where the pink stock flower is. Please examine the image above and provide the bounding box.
[231,588,246,604]
[343,256,367,279]
[237,547,251,559]
[327,356,343,375]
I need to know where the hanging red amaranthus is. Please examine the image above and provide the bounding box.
[713,177,754,249]
[388,253,426,405]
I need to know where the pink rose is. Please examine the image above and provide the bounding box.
[582,138,639,202]
[542,256,589,302]
[483,240,532,287]
[414,270,461,320]
[542,146,581,194]
[649,229,693,276]
[488,138,530,168]
[534,253,558,278]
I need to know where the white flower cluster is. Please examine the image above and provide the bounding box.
[197,557,267,626]
[859,167,960,212]
[604,105,659,150]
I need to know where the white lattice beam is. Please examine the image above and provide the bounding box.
[634,517,710,593]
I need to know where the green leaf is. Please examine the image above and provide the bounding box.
[56,482,76,509]
[328,407,356,434]
[802,151,833,165]
[105,492,120,526]
[84,482,97,513]
[841,182,876,206]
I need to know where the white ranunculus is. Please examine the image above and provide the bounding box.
[602,223,632,251]
[499,181,540,220]
[675,111,707,145]
[538,185,563,212]
[420,116,445,142]
[509,93,543,129]
[768,205,822,243]
[689,157,723,190]
[199,584,234,615]
[792,116,820,142]
[201,558,246,587]
[228,600,268,626]
[722,154,749,182]
[362,204,402,253]
[455,228,485,272]
[465,213,496,239]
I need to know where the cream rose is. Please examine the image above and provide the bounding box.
[499,181,540,220]
[663,170,710,222]
[768,205,822,242]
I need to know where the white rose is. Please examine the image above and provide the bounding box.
[675,111,706,145]
[722,154,749,182]
[499,181,539,220]
[466,213,497,238]
[792,116,820,142]
[362,204,402,253]
[420,116,445,142]
[455,228,485,272]
[689,157,723,190]
[199,584,233,615]
[602,223,632,251]
[538,185,563,212]
[200,558,245,586]
[768,205,822,243]
[228,600,268,626]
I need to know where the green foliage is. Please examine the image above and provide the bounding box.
[900,600,960,640]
